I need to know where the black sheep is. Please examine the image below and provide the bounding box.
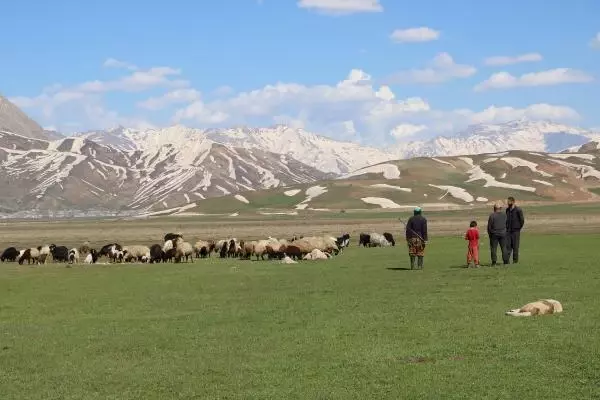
[164,233,183,243]
[383,232,396,246]
[163,248,176,263]
[1,247,18,262]
[219,242,228,258]
[99,243,122,262]
[358,233,371,247]
[49,244,69,263]
[150,244,164,263]
[227,239,237,258]
[336,233,351,251]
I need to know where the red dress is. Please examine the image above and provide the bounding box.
[465,227,479,265]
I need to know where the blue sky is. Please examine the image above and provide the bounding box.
[2,0,599,144]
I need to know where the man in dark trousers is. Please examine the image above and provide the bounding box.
[405,206,428,269]
[506,196,525,263]
[487,203,509,266]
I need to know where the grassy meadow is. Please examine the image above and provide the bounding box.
[1,230,600,399]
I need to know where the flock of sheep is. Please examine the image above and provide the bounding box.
[0,231,397,266]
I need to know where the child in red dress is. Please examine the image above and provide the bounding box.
[465,221,480,268]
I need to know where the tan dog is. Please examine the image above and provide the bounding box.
[505,299,563,317]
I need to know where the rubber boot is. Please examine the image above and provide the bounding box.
[410,255,416,269]
[417,256,424,269]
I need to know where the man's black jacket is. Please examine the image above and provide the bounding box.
[506,206,525,232]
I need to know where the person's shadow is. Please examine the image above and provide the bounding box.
[386,267,413,271]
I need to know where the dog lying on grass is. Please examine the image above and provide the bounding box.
[505,299,563,317]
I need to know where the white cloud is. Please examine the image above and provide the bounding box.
[297,0,382,14]
[103,58,138,71]
[591,32,600,49]
[9,61,584,145]
[483,53,542,66]
[390,124,427,139]
[174,69,431,134]
[466,104,580,124]
[138,89,201,110]
[386,53,477,84]
[474,68,594,91]
[390,27,440,43]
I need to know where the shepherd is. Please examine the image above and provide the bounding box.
[506,196,525,264]
[405,206,428,270]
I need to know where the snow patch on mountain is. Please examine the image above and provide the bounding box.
[429,184,474,202]
[234,194,249,204]
[361,197,403,209]
[370,183,412,192]
[466,165,536,192]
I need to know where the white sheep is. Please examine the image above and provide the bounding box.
[18,248,40,265]
[68,248,79,264]
[38,245,51,265]
[174,238,194,263]
[122,245,151,263]
[369,232,391,247]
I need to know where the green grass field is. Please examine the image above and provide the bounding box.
[1,233,599,399]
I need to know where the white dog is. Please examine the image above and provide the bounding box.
[505,299,563,317]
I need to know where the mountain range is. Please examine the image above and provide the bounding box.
[1,94,600,217]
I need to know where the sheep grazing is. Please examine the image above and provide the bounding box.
[163,248,176,263]
[293,236,339,257]
[219,241,228,259]
[383,232,396,246]
[1,247,19,262]
[79,242,91,256]
[83,249,99,264]
[359,233,371,247]
[174,238,193,263]
[149,244,164,263]
[18,248,40,265]
[283,244,303,260]
[253,238,280,261]
[193,240,211,259]
[49,244,69,263]
[369,232,391,247]
[99,243,123,263]
[335,234,351,252]
[37,245,51,265]
[122,245,151,263]
[266,240,287,260]
[227,239,238,258]
[68,248,80,264]
[240,241,255,260]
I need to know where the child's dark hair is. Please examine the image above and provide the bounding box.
[470,220,477,227]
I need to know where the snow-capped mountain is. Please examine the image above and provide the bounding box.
[76,125,396,175]
[3,92,600,217]
[393,119,600,158]
[0,128,329,216]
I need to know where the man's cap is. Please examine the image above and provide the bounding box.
[414,206,422,212]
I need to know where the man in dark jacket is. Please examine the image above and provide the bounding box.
[506,196,525,263]
[405,207,428,269]
[487,203,509,266]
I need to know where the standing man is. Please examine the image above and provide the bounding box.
[506,196,525,264]
[487,203,509,266]
[405,206,428,270]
